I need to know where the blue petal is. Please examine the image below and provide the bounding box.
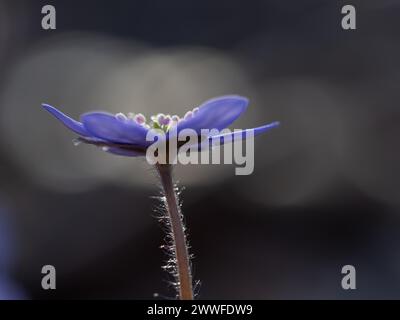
[104,147,144,157]
[42,104,91,137]
[199,121,280,150]
[176,95,248,134]
[81,112,150,147]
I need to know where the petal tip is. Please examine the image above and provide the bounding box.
[42,103,90,137]
[42,103,54,111]
[42,103,61,116]
[259,121,281,132]
[270,121,280,127]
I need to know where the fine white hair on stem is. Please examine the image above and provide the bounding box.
[151,165,194,299]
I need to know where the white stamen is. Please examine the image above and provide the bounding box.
[127,112,135,119]
[169,115,180,127]
[184,111,193,120]
[115,113,127,121]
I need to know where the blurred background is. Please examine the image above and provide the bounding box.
[0,0,399,299]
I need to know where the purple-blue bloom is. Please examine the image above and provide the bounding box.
[42,95,280,300]
[42,95,279,157]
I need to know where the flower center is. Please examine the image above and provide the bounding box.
[115,107,199,132]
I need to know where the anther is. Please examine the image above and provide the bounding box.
[134,113,146,125]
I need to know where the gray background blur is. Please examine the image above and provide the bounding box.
[0,0,399,299]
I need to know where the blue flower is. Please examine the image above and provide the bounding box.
[42,95,279,157]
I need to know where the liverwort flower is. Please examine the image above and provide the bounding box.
[42,95,279,300]
[42,95,279,158]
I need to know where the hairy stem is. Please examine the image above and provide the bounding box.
[156,163,193,300]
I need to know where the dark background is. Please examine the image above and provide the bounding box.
[0,0,399,299]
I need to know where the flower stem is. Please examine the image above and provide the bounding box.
[156,163,194,300]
